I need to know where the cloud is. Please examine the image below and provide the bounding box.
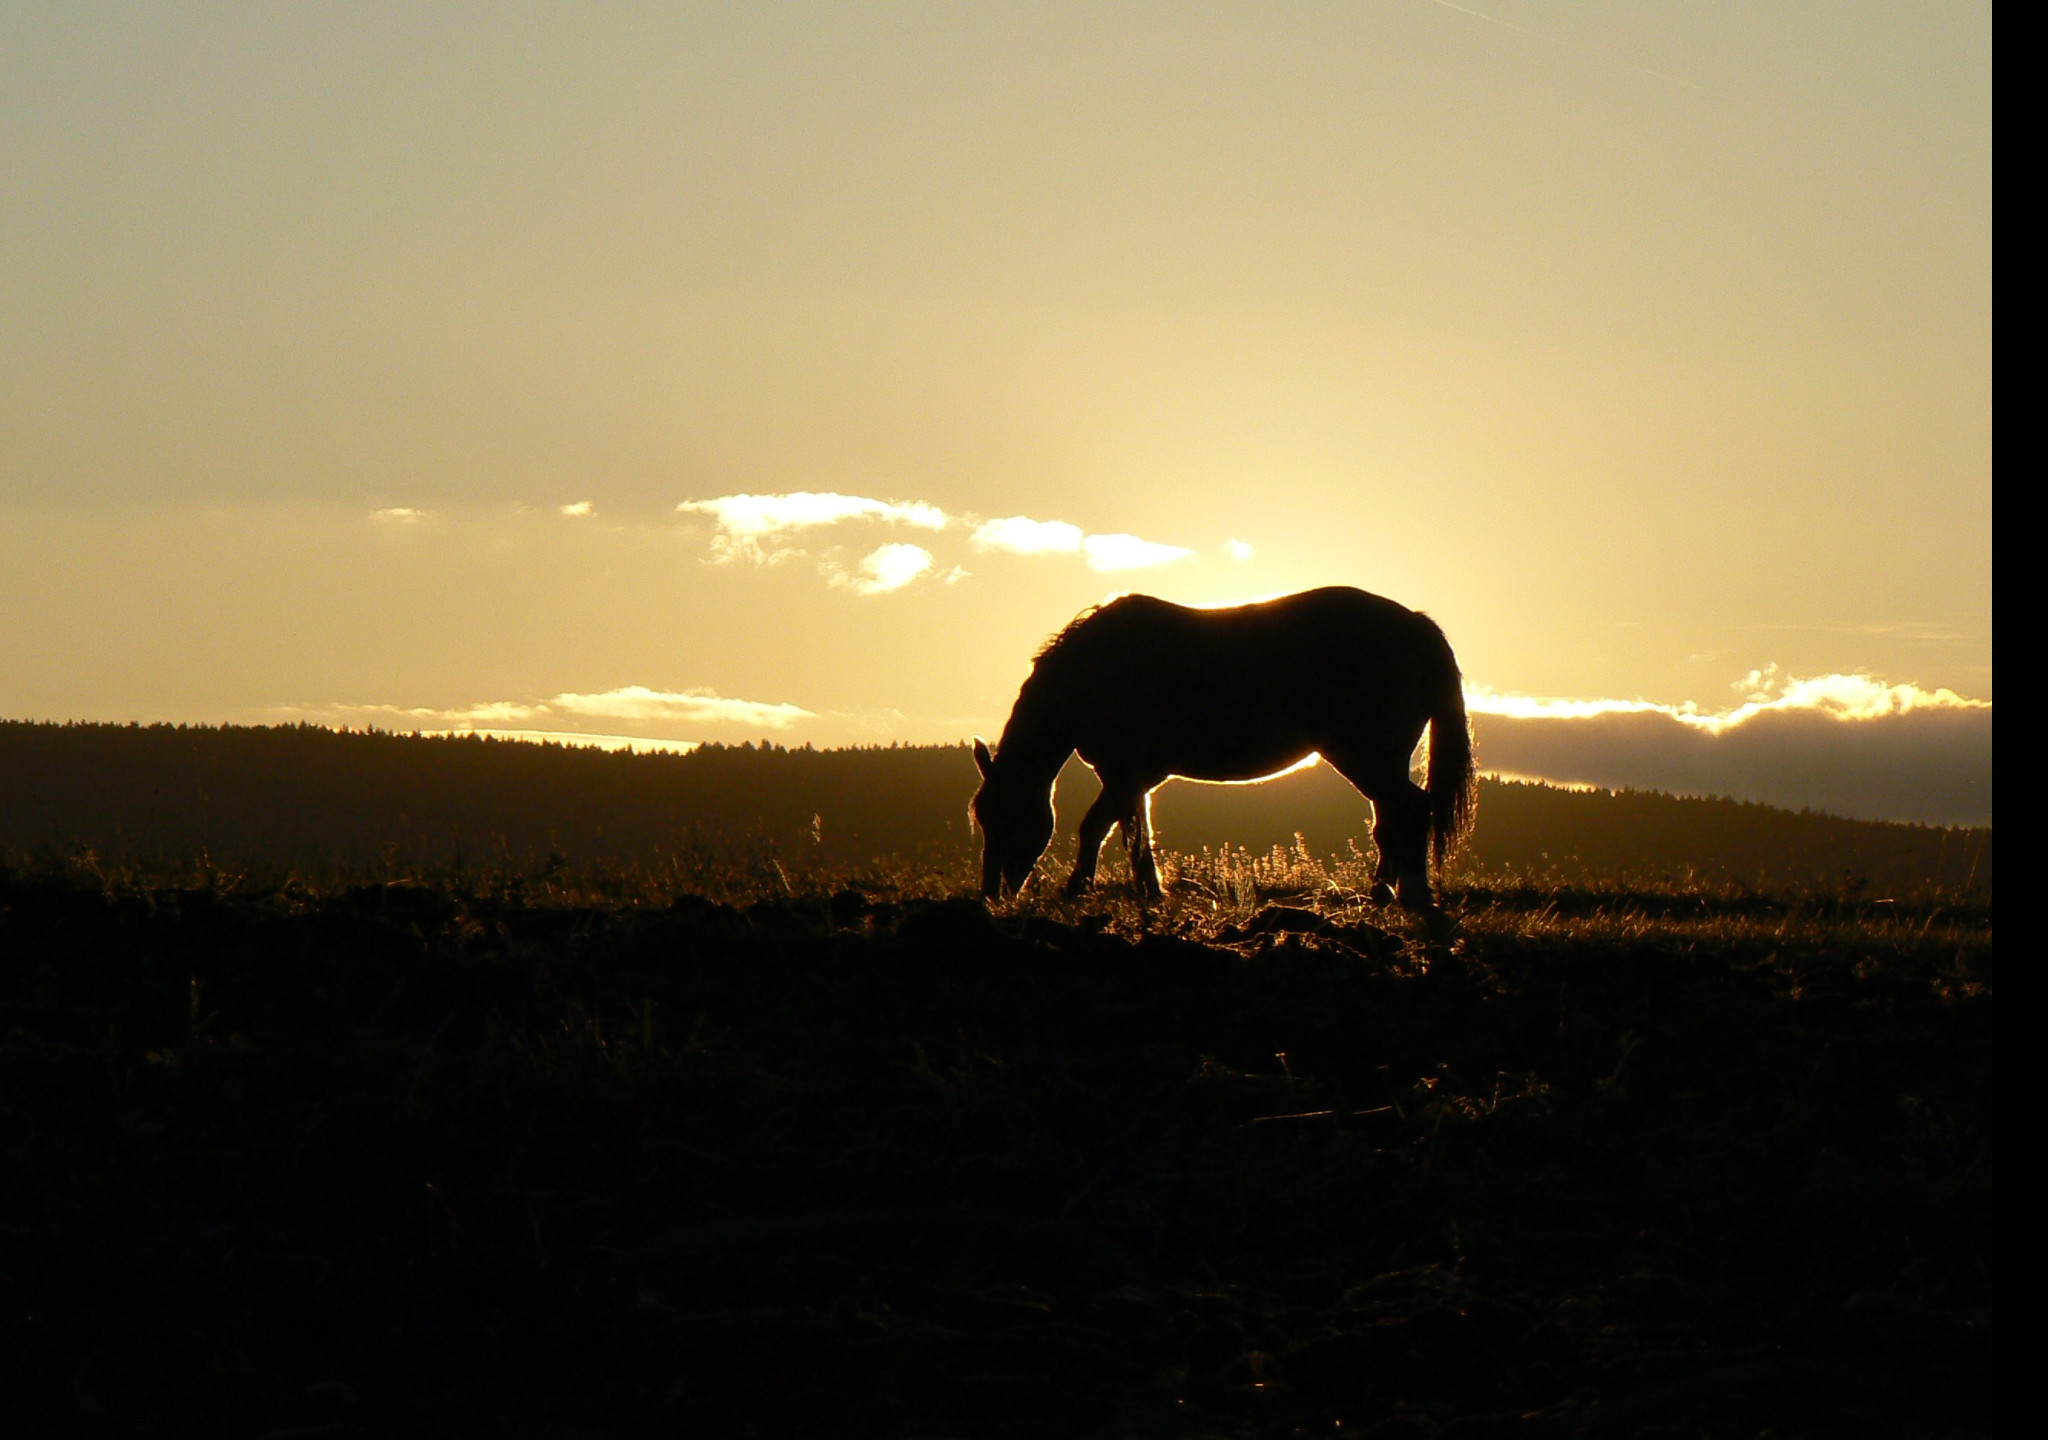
[677,491,948,561]
[292,686,816,735]
[547,686,815,727]
[674,494,1210,584]
[832,543,935,595]
[971,516,1084,555]
[1082,533,1198,572]
[1466,670,1988,733]
[371,507,427,524]
[559,501,593,517]
[1725,667,1984,723]
[970,517,1196,572]
[439,699,543,725]
[1466,671,1992,826]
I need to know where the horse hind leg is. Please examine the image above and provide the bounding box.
[1360,801,1401,904]
[1327,752,1434,912]
[1374,781,1435,912]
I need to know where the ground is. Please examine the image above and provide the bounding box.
[0,858,1992,1437]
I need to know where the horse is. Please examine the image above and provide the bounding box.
[969,586,1476,911]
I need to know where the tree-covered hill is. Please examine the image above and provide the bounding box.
[1,721,1990,894]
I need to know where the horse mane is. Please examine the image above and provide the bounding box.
[1032,604,1103,664]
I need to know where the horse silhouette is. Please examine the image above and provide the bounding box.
[971,586,1476,910]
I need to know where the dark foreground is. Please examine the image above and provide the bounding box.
[1,865,1992,1437]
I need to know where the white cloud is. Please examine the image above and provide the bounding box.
[559,501,593,517]
[1465,669,1990,734]
[971,516,1084,555]
[1726,666,1985,723]
[1082,532,1197,572]
[547,686,815,727]
[673,493,1205,585]
[1463,689,1670,722]
[371,507,427,524]
[677,491,949,561]
[288,686,816,734]
[833,543,935,595]
[971,516,1195,572]
[443,699,543,725]
[1225,538,1256,562]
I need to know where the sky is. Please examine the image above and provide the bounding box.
[0,4,1992,818]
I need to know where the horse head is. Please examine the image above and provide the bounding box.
[970,737,1055,898]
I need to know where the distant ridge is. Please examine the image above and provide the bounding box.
[0,721,1989,893]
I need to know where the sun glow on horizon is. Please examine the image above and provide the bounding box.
[413,728,701,755]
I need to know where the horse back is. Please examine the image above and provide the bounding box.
[1068,588,1445,680]
[1036,588,1455,775]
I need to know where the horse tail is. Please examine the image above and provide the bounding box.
[1425,642,1477,876]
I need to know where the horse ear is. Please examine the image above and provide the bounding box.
[972,737,994,777]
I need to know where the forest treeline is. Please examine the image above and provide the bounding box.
[0,721,1991,893]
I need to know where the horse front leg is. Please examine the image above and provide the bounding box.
[1066,785,1129,896]
[1369,839,1400,908]
[1117,790,1164,899]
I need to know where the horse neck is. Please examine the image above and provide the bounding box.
[995,688,1071,791]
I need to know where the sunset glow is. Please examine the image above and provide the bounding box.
[0,4,1989,821]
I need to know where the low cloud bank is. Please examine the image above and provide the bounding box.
[1469,675,1991,826]
[291,686,815,736]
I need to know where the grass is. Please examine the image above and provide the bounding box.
[0,850,1991,1437]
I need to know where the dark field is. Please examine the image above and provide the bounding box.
[0,852,1992,1438]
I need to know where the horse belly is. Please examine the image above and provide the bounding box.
[1164,730,1321,783]
[1100,689,1327,784]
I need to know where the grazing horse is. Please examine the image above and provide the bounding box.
[970,586,1476,911]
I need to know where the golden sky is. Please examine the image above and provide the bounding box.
[0,3,1991,751]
